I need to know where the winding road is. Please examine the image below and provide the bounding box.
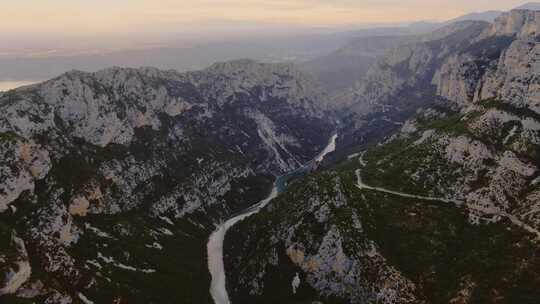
[354,156,540,240]
[355,169,463,206]
[207,134,338,304]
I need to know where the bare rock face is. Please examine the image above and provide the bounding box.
[0,136,51,212]
[433,53,486,107]
[0,231,31,296]
[434,10,540,113]
[476,39,540,112]
[332,20,490,153]
[0,61,332,212]
[481,9,540,39]
[225,174,417,304]
[68,196,90,217]
[221,9,540,304]
[0,61,334,301]
[192,60,326,112]
[334,20,489,115]
[374,102,540,228]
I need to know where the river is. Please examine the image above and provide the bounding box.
[207,133,338,304]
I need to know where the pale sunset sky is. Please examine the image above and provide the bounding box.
[0,0,531,35]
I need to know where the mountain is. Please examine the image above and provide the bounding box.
[444,2,540,25]
[299,19,494,107]
[335,20,490,113]
[3,5,540,304]
[0,25,444,84]
[0,60,335,302]
[330,20,490,154]
[514,2,540,10]
[435,9,540,109]
[447,10,503,23]
[298,35,416,93]
[223,9,540,304]
[225,106,540,302]
[0,35,347,82]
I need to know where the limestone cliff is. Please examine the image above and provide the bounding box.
[0,61,334,302]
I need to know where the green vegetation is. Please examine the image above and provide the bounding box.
[361,138,433,195]
[0,131,22,143]
[417,112,471,135]
[480,98,540,121]
[0,222,19,263]
[66,212,214,304]
[337,105,540,303]
[224,171,356,304]
[223,100,540,303]
[348,187,540,303]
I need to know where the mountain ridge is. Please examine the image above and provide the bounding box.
[0,61,335,302]
[223,8,540,304]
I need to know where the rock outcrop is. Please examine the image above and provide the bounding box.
[434,9,540,113]
[0,61,334,302]
[0,231,31,296]
[223,10,540,304]
[225,173,417,304]
[481,9,540,38]
[335,20,489,115]
[333,20,491,154]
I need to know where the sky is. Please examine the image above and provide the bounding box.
[0,0,531,36]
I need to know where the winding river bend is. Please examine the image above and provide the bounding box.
[207,134,338,304]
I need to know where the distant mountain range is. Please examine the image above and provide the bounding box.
[447,2,540,23]
[447,10,503,23]
[2,3,540,85]
[515,2,540,10]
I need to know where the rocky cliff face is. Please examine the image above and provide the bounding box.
[225,103,540,304]
[0,61,334,302]
[361,102,539,229]
[482,9,540,38]
[225,173,417,304]
[225,9,540,304]
[332,21,491,155]
[417,11,540,228]
[225,127,540,303]
[434,10,540,112]
[335,20,489,115]
[337,9,540,163]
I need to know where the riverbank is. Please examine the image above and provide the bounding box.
[207,133,338,304]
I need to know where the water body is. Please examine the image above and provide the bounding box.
[0,80,40,92]
[207,133,338,304]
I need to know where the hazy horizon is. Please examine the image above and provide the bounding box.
[1,1,531,38]
[1,0,537,90]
